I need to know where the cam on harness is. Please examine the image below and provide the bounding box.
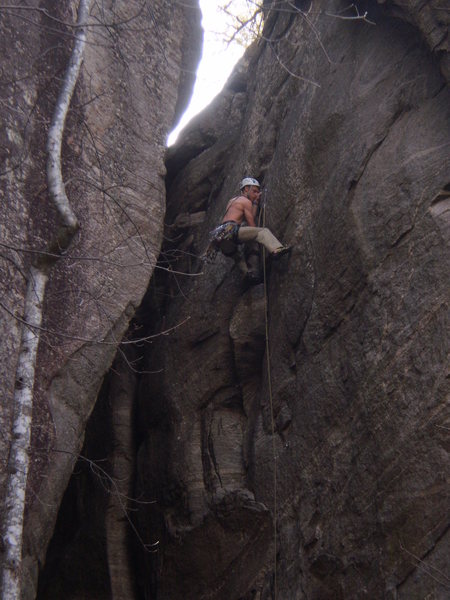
[205,220,241,262]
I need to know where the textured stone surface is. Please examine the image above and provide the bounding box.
[8,0,449,598]
[0,1,201,598]
[136,1,449,598]
[380,0,450,81]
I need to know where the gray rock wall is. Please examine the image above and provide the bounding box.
[138,1,449,598]
[0,1,201,598]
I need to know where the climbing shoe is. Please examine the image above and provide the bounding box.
[271,246,291,259]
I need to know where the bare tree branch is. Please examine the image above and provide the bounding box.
[325,3,376,25]
[1,268,47,600]
[1,2,93,597]
[46,0,93,253]
[0,300,190,346]
[0,2,147,29]
[268,41,320,87]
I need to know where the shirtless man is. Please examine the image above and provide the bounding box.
[206,178,290,281]
[221,177,289,255]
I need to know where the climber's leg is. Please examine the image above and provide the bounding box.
[237,226,283,254]
[245,243,261,282]
[231,248,248,274]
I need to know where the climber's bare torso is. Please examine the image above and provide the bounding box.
[222,186,261,227]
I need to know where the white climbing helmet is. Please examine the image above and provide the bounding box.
[240,177,260,190]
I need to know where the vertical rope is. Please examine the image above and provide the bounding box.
[261,197,278,599]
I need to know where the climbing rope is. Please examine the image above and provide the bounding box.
[261,193,278,599]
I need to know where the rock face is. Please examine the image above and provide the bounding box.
[136,1,449,598]
[4,0,449,599]
[0,1,201,599]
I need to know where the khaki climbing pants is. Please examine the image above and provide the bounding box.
[237,226,283,254]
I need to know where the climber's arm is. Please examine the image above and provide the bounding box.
[243,199,256,227]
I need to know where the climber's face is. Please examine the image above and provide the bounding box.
[245,185,261,203]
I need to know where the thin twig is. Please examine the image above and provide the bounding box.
[326,4,376,25]
[0,300,190,346]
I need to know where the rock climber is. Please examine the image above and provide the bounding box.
[206,177,290,282]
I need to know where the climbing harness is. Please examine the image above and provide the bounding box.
[204,221,241,262]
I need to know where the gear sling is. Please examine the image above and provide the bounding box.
[206,221,241,261]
